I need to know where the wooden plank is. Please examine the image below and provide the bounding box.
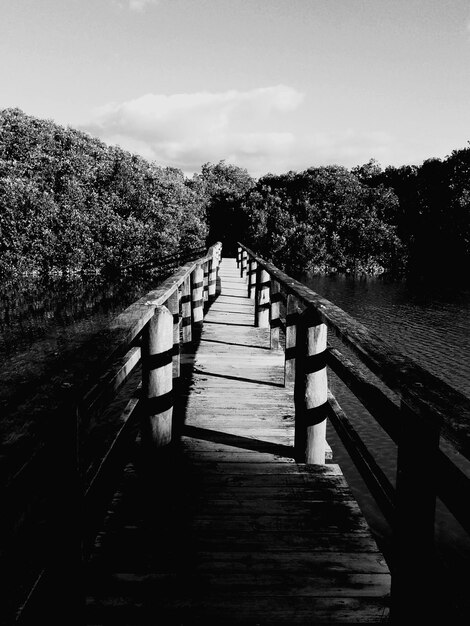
[111,550,389,572]
[96,529,383,557]
[86,596,390,624]
[80,345,141,427]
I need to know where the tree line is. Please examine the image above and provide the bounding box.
[205,156,470,282]
[0,108,208,276]
[1,108,469,282]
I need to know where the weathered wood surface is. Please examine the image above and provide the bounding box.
[86,258,390,624]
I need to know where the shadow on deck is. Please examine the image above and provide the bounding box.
[85,259,391,624]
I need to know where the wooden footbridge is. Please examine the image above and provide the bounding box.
[5,243,470,624]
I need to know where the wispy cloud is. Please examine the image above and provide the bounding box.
[80,86,404,176]
[128,0,159,12]
[82,86,304,175]
[112,0,160,12]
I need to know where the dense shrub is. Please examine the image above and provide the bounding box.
[241,166,403,275]
[2,108,469,281]
[0,109,208,276]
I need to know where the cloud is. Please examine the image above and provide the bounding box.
[112,0,159,12]
[81,86,403,177]
[82,86,304,175]
[128,0,159,11]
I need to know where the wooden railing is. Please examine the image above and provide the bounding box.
[7,240,469,621]
[7,242,222,624]
[237,242,470,621]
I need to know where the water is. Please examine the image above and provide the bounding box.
[0,272,162,475]
[303,272,470,608]
[303,273,470,398]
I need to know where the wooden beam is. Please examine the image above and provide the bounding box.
[191,264,204,328]
[240,248,247,278]
[284,295,299,386]
[141,306,173,447]
[167,289,181,380]
[203,259,209,305]
[182,275,192,344]
[208,247,217,300]
[270,279,281,350]
[327,392,395,523]
[255,266,270,328]
[294,307,328,464]
[391,400,440,621]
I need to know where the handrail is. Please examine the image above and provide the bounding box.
[237,243,470,459]
[9,241,223,624]
[237,241,470,621]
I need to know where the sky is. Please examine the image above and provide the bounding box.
[1,0,470,177]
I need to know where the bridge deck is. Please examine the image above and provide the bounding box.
[86,258,391,624]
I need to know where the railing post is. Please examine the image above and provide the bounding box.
[167,289,181,381]
[216,243,222,294]
[391,401,441,621]
[240,248,247,279]
[284,294,298,385]
[191,264,204,329]
[270,279,281,350]
[249,260,257,299]
[294,307,328,464]
[236,245,241,269]
[203,259,209,309]
[255,266,270,328]
[247,256,252,297]
[141,305,173,447]
[181,275,192,344]
[208,247,217,300]
[247,257,257,299]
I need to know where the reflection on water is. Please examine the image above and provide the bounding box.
[0,272,162,451]
[0,273,162,358]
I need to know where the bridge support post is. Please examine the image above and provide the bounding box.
[215,243,222,294]
[191,264,204,329]
[255,267,270,328]
[248,258,257,299]
[240,248,247,279]
[294,307,328,464]
[182,275,192,344]
[203,260,209,309]
[167,289,181,381]
[141,305,173,447]
[208,247,217,300]
[284,294,298,386]
[391,401,440,621]
[270,279,281,350]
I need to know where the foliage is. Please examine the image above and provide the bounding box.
[0,109,208,276]
[241,166,403,276]
[2,108,469,281]
[190,161,255,255]
[361,152,470,281]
